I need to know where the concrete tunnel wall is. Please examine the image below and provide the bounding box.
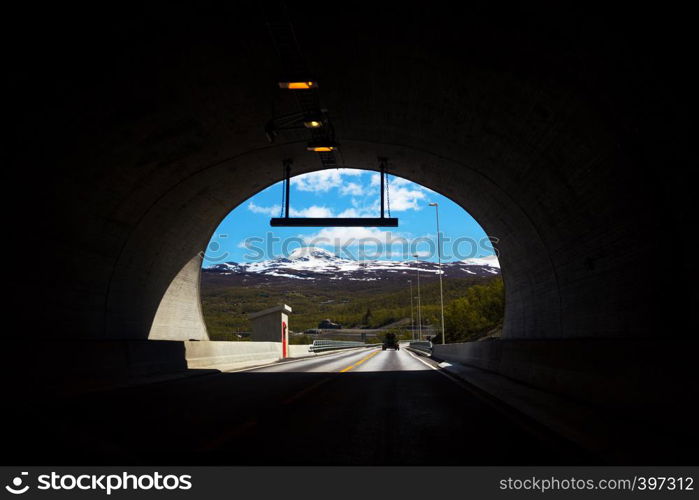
[140,141,564,342]
[7,5,695,394]
[149,254,209,341]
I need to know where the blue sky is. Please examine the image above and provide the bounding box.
[202,169,496,266]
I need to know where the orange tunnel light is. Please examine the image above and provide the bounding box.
[304,119,323,129]
[279,81,318,89]
[306,145,337,152]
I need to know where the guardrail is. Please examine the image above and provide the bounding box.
[308,339,374,352]
[408,341,433,354]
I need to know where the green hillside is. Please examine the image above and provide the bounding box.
[201,274,504,343]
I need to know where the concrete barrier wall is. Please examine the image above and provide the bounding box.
[185,341,282,370]
[185,342,355,369]
[288,344,313,358]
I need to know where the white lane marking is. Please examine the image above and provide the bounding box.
[404,348,440,370]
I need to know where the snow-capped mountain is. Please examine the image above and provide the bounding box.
[204,247,500,281]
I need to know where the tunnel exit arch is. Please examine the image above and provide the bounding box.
[104,139,560,342]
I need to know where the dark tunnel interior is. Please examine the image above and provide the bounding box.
[3,3,697,466]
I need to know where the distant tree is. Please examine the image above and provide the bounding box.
[444,278,504,343]
[362,307,373,326]
[201,276,505,343]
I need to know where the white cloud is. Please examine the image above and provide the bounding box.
[336,168,364,176]
[303,226,403,248]
[390,176,414,187]
[346,195,381,217]
[247,201,281,216]
[337,208,360,217]
[292,169,363,192]
[340,182,364,196]
[371,173,414,188]
[388,185,427,211]
[341,203,382,218]
[368,174,427,211]
[290,205,333,217]
[248,201,333,218]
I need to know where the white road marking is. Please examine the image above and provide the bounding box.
[404,348,440,370]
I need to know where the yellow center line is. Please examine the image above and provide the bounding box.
[339,349,381,373]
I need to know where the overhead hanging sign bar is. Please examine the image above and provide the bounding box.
[269,158,399,228]
[270,217,399,227]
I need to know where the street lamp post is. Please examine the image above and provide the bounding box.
[408,279,415,341]
[413,254,422,341]
[429,202,446,344]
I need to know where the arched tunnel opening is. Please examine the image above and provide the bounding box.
[180,168,503,345]
[4,3,697,467]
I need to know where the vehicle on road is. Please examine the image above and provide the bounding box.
[382,332,400,351]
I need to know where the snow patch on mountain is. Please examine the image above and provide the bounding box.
[205,247,500,280]
[461,254,500,268]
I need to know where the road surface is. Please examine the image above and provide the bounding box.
[10,347,586,464]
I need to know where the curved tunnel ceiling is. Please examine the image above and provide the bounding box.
[8,4,692,342]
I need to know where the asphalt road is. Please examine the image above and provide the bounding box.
[8,347,586,465]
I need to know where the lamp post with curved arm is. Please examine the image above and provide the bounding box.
[429,202,446,344]
[413,254,422,341]
[408,279,415,341]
